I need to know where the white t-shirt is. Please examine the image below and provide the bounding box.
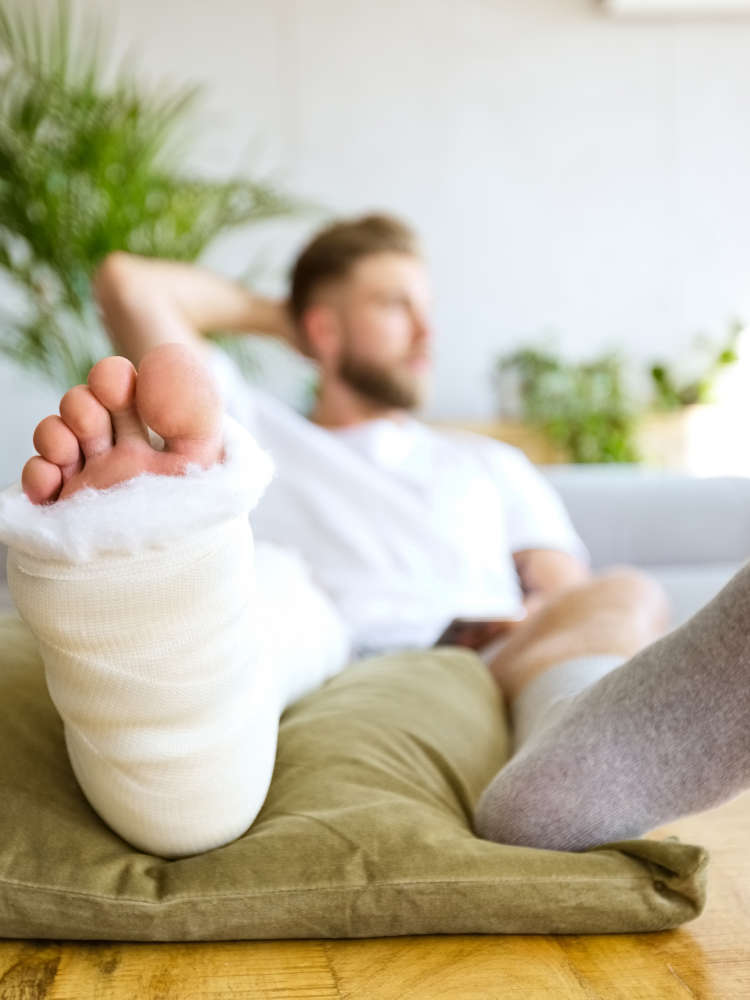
[207,349,587,655]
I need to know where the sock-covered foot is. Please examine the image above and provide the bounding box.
[21,343,223,504]
[474,561,750,851]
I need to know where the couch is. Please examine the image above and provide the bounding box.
[544,465,750,626]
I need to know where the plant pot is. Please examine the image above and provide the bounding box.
[636,405,750,475]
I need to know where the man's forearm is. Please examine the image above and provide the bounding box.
[514,549,591,620]
[93,252,291,364]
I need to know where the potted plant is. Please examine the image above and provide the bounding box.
[638,320,743,471]
[494,321,744,468]
[495,347,640,464]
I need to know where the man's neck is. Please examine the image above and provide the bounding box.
[309,381,408,430]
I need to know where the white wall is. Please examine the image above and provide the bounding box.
[3,0,750,484]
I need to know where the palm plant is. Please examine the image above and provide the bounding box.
[0,0,298,387]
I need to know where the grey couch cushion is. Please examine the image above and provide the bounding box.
[647,563,741,626]
[546,467,750,570]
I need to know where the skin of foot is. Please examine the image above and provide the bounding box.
[21,343,224,505]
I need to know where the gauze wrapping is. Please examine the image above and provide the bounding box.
[0,417,349,858]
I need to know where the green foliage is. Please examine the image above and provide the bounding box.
[498,320,745,464]
[0,0,297,387]
[649,319,742,411]
[498,348,640,464]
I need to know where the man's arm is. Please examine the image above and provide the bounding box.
[513,548,591,618]
[93,252,295,365]
[433,549,590,650]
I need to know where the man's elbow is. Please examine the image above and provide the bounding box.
[93,252,141,310]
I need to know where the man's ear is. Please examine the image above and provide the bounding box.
[302,304,341,366]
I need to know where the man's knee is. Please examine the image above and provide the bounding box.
[530,566,669,641]
[489,565,670,697]
[526,565,669,663]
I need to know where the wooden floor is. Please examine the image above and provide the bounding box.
[1,793,748,1000]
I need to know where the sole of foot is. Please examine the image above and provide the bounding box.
[21,343,224,505]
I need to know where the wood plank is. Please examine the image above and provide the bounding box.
[325,936,597,1000]
[1,793,748,1000]
[0,940,340,1000]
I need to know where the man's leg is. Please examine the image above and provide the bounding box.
[476,566,750,850]
[0,345,349,858]
[487,569,670,707]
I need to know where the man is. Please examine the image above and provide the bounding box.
[91,214,600,655]
[3,214,748,858]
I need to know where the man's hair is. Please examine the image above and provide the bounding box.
[289,213,420,322]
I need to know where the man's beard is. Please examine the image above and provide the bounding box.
[338,347,424,411]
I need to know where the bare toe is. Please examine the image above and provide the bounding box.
[135,343,223,467]
[22,456,63,505]
[87,356,147,443]
[33,415,83,480]
[59,385,114,459]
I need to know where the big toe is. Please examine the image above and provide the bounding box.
[135,343,223,467]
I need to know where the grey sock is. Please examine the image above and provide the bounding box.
[474,562,750,851]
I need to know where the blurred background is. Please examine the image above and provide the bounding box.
[2,0,750,483]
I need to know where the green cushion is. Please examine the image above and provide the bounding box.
[0,615,707,940]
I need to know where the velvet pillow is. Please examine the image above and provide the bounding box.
[0,615,706,939]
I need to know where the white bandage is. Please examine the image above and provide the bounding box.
[0,417,350,858]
